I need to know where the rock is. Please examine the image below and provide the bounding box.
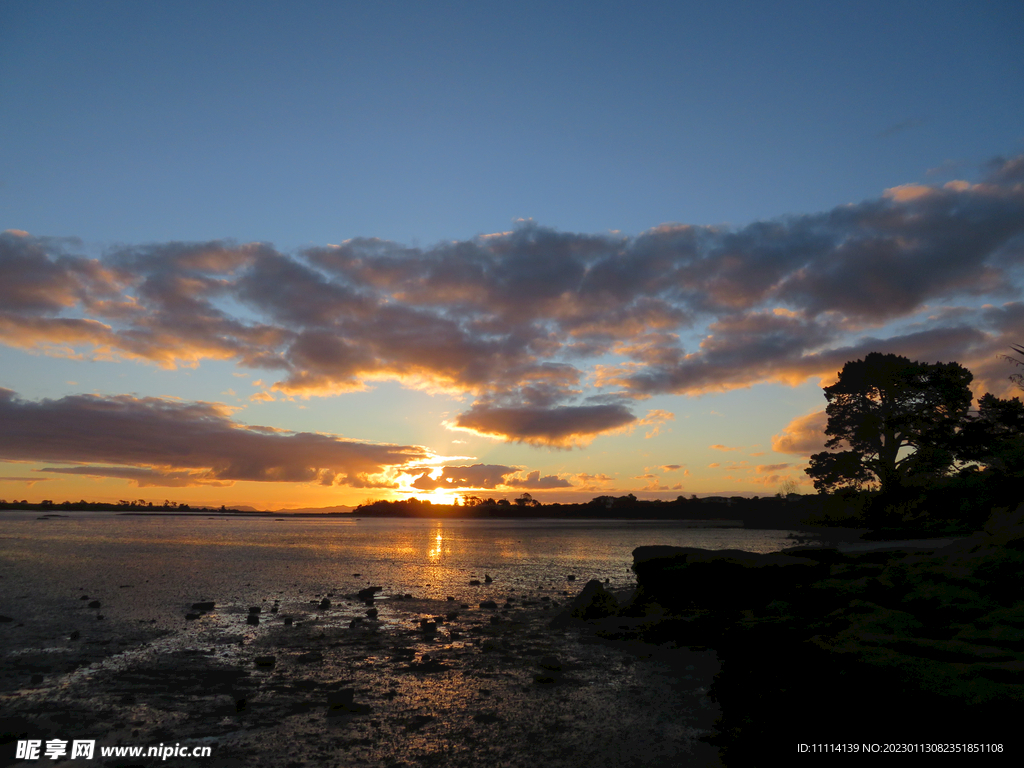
[567,575,576,581]
[283,616,293,626]
[0,615,13,623]
[357,586,382,603]
[472,712,501,724]
[403,655,451,673]
[484,574,493,583]
[246,614,260,626]
[327,687,354,708]
[254,655,276,667]
[469,580,482,586]
[405,714,435,730]
[628,546,828,613]
[326,687,372,715]
[191,601,215,612]
[479,600,498,610]
[248,606,261,614]
[447,596,455,601]
[366,607,378,619]
[549,579,620,626]
[185,612,201,621]
[296,651,323,664]
[87,600,101,609]
[69,630,79,640]
[419,618,437,634]
[319,598,331,609]
[538,655,562,671]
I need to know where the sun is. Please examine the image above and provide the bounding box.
[421,490,460,506]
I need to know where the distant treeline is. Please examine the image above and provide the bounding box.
[0,499,245,513]
[356,493,822,528]
[357,466,1022,534]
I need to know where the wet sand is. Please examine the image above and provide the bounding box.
[1,588,722,767]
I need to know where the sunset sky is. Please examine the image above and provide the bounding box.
[2,1,1023,509]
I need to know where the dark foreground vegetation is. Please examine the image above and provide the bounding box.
[541,501,1023,762]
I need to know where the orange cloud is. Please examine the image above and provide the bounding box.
[771,411,829,456]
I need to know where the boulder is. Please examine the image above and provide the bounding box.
[357,586,382,603]
[548,579,620,627]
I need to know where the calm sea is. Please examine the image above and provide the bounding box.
[0,512,807,650]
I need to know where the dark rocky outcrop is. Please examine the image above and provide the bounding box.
[627,504,1024,763]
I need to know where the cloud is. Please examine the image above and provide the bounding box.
[408,463,570,490]
[755,463,791,473]
[38,466,234,488]
[771,410,829,456]
[0,476,50,486]
[446,402,637,447]
[637,409,674,437]
[506,470,572,489]
[0,388,433,488]
[2,155,1023,444]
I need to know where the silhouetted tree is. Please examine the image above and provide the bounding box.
[1003,344,1024,390]
[959,393,1024,475]
[807,353,973,495]
[514,492,540,507]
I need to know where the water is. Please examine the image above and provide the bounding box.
[0,512,804,765]
[0,511,804,651]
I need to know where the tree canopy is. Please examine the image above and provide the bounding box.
[806,353,974,495]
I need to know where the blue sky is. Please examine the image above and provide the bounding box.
[1,1,1022,508]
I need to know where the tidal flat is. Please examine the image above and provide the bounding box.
[1,587,721,767]
[0,514,749,766]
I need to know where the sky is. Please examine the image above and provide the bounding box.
[1,0,1023,509]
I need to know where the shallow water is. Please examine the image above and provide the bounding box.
[0,512,800,626]
[0,512,802,765]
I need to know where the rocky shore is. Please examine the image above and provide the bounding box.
[612,504,1024,763]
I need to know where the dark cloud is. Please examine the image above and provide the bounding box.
[410,463,570,491]
[0,388,432,487]
[448,402,637,447]
[2,155,1023,444]
[984,155,1024,185]
[38,466,233,488]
